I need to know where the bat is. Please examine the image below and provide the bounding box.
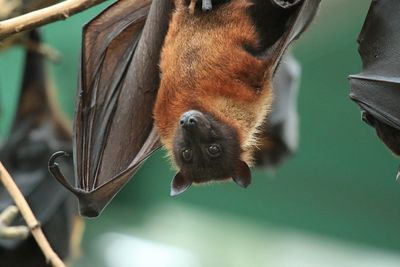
[0,31,78,266]
[155,0,319,195]
[349,0,400,157]
[49,0,320,217]
[253,53,301,168]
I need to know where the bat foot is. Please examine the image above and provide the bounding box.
[202,0,212,11]
[272,0,302,9]
[188,0,213,14]
[189,0,197,14]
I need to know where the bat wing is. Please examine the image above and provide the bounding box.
[349,0,400,156]
[254,53,301,168]
[0,31,75,257]
[251,0,320,167]
[49,0,173,217]
[251,0,320,73]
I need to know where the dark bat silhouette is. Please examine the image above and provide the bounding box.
[0,31,78,266]
[49,0,320,217]
[349,0,400,157]
[254,53,301,168]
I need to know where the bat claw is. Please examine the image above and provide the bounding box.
[48,151,76,193]
[48,151,70,167]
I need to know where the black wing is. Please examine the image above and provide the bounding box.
[349,0,400,156]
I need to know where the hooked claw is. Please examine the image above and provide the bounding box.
[48,151,70,167]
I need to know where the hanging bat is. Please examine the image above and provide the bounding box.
[349,0,400,157]
[153,0,315,195]
[0,31,79,266]
[253,53,301,168]
[49,0,320,217]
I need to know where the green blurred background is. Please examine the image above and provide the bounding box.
[1,0,400,266]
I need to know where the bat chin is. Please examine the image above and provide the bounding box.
[171,176,249,196]
[193,173,251,188]
[196,177,249,188]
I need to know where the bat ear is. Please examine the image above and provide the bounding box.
[170,172,192,196]
[232,160,251,188]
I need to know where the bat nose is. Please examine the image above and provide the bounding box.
[179,110,211,137]
[180,115,197,129]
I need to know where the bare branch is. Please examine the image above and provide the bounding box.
[0,0,106,40]
[0,162,66,267]
[0,205,29,240]
[0,0,21,20]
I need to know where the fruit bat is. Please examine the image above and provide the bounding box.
[153,0,315,195]
[49,0,320,217]
[253,54,300,168]
[349,0,400,157]
[0,31,77,266]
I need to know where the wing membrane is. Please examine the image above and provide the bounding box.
[49,0,173,217]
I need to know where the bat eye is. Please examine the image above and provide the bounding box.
[207,144,221,157]
[182,149,193,162]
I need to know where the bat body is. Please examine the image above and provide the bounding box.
[254,54,300,168]
[349,0,400,157]
[49,0,320,216]
[154,0,315,195]
[154,0,271,194]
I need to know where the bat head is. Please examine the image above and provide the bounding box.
[171,110,251,196]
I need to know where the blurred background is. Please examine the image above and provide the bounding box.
[1,0,400,266]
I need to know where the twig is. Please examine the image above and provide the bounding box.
[0,0,21,20]
[0,205,29,239]
[0,162,66,267]
[0,0,106,40]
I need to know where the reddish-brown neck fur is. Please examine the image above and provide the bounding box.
[154,0,274,164]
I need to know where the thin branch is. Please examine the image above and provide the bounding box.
[0,0,106,40]
[0,0,21,20]
[0,205,29,239]
[0,162,66,267]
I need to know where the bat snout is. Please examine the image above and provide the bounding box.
[180,115,198,130]
[179,110,209,133]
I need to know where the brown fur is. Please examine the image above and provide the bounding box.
[154,0,274,165]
